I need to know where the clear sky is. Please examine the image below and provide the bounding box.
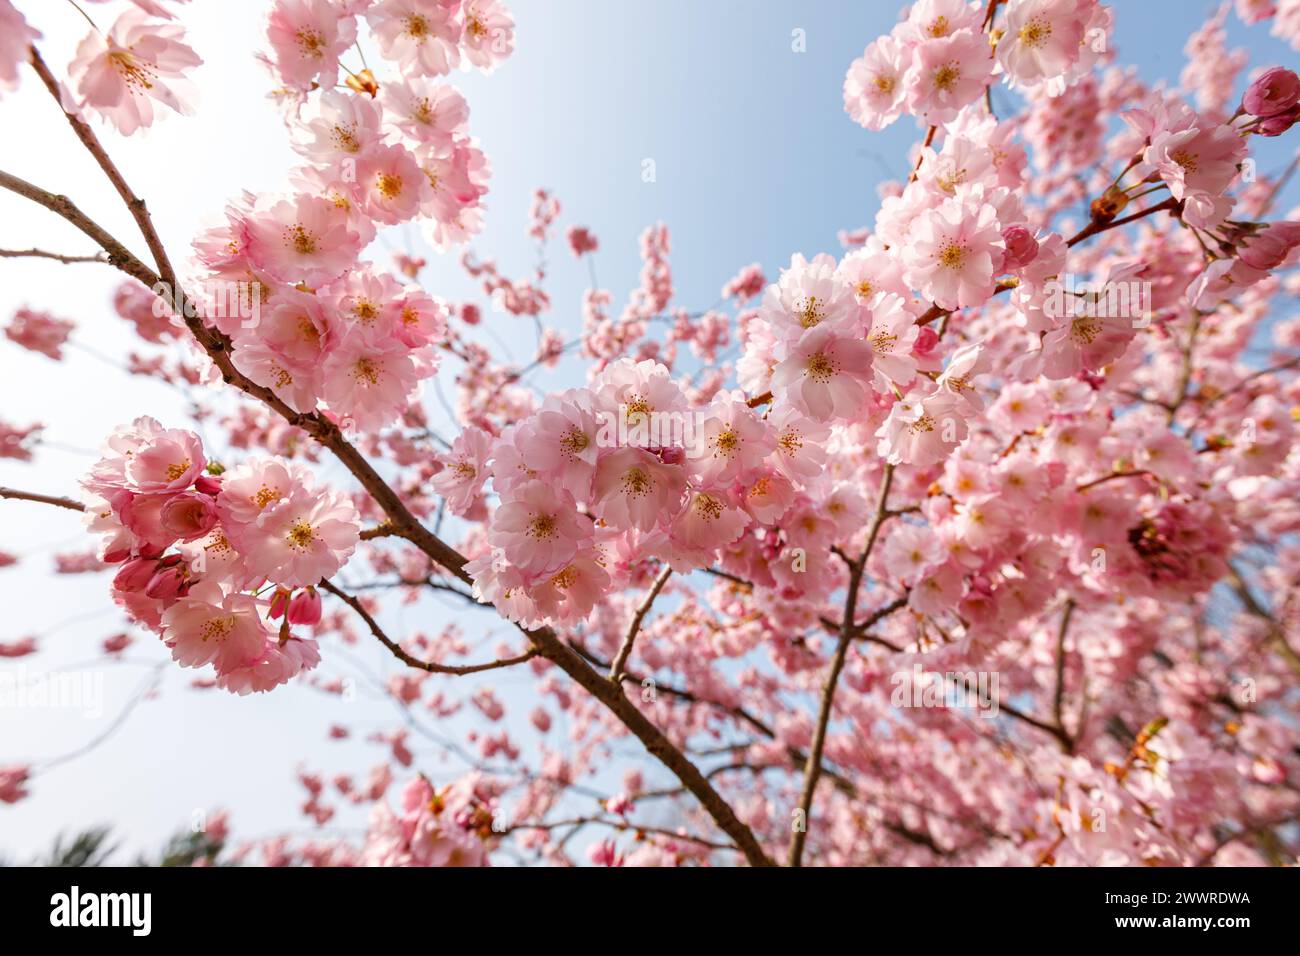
[1,0,1297,862]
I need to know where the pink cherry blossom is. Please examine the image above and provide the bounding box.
[243,194,364,286]
[321,329,421,431]
[0,764,30,804]
[162,583,270,673]
[380,78,469,146]
[292,90,385,162]
[876,388,969,467]
[489,480,592,574]
[431,425,493,515]
[263,0,357,89]
[160,491,219,541]
[844,34,908,131]
[0,1,39,97]
[903,197,1004,310]
[367,0,462,77]
[461,0,515,72]
[352,143,432,224]
[591,447,686,532]
[905,28,994,125]
[68,9,202,135]
[239,486,361,587]
[771,324,875,421]
[995,0,1091,87]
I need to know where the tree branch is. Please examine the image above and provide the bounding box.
[320,580,538,676]
[0,247,109,265]
[0,487,85,512]
[1052,598,1076,752]
[788,463,896,867]
[609,565,671,682]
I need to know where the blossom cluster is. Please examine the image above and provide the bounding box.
[186,1,519,432]
[82,417,360,693]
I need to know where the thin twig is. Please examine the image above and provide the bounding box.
[0,247,109,265]
[609,565,672,682]
[0,487,85,512]
[1052,599,1076,750]
[319,580,537,675]
[788,464,896,867]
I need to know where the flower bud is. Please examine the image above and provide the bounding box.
[288,587,323,626]
[1255,104,1300,136]
[1243,67,1300,117]
[194,474,223,496]
[1239,221,1300,271]
[268,587,292,620]
[144,563,187,600]
[113,556,157,592]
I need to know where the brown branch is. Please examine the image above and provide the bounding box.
[573,640,859,799]
[908,126,938,183]
[1065,196,1180,248]
[609,565,671,682]
[1167,311,1202,425]
[789,463,896,867]
[997,699,1075,750]
[0,487,85,512]
[851,595,910,639]
[1228,563,1300,679]
[1052,598,1076,751]
[319,580,536,675]
[0,170,162,289]
[0,247,108,265]
[1075,469,1152,493]
[506,815,736,853]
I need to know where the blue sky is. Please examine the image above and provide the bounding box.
[0,0,1297,862]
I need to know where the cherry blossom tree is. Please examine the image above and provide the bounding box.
[1,0,1299,867]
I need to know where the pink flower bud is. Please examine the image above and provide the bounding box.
[144,564,187,600]
[1239,221,1300,271]
[1001,225,1039,270]
[1256,104,1300,136]
[268,587,291,620]
[288,587,323,626]
[113,556,157,592]
[1243,67,1300,117]
[159,491,219,541]
[194,474,223,496]
[460,303,481,325]
[102,545,133,565]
